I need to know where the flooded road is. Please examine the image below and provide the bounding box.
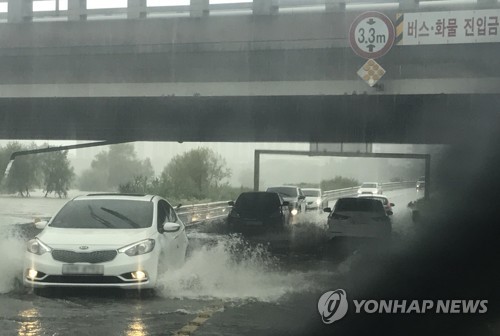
[0,189,420,335]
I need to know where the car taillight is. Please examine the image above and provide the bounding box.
[332,214,349,220]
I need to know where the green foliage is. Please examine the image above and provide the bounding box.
[320,176,360,191]
[119,147,234,203]
[39,150,75,198]
[210,184,253,202]
[119,175,162,195]
[0,142,74,197]
[119,175,250,205]
[289,182,320,189]
[0,145,12,187]
[2,142,40,196]
[78,143,154,191]
[78,169,109,192]
[160,147,231,200]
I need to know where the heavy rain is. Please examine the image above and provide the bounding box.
[0,0,499,335]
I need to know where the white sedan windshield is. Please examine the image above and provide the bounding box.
[50,199,154,229]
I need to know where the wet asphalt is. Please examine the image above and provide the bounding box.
[1,189,423,336]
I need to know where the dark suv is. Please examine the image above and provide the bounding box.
[265,186,306,216]
[227,192,290,232]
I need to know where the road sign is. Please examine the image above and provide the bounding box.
[349,11,395,59]
[357,59,385,87]
[397,9,500,46]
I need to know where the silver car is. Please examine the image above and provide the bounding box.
[265,186,306,216]
[302,188,323,211]
[324,197,391,239]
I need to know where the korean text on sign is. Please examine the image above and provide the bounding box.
[401,9,500,45]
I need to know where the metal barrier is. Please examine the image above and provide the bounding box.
[322,181,416,204]
[29,182,414,228]
[176,200,231,226]
[177,181,415,226]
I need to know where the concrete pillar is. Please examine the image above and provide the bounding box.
[325,0,345,12]
[68,0,87,21]
[190,0,209,18]
[253,0,279,15]
[477,0,497,8]
[128,0,147,19]
[8,0,33,23]
[399,0,419,11]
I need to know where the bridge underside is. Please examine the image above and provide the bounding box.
[0,94,498,144]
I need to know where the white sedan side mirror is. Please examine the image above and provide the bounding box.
[35,220,48,230]
[163,222,181,233]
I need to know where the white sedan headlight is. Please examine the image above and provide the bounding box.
[118,239,155,257]
[27,238,52,255]
[316,199,322,205]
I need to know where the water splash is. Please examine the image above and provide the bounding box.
[158,235,323,302]
[0,228,27,294]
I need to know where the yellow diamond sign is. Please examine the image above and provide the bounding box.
[357,59,385,87]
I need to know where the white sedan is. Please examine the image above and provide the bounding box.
[357,182,383,195]
[302,188,322,211]
[24,194,188,290]
[324,197,391,239]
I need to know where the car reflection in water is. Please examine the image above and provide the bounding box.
[126,316,148,336]
[18,308,41,336]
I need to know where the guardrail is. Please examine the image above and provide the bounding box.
[322,181,416,204]
[2,0,497,23]
[29,182,415,228]
[176,181,415,226]
[176,200,231,226]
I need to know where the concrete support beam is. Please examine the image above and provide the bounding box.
[253,0,279,15]
[68,0,87,21]
[7,0,33,23]
[477,0,497,8]
[190,0,209,18]
[399,0,419,11]
[128,0,147,19]
[325,0,346,12]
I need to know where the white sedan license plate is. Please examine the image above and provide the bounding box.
[62,264,104,275]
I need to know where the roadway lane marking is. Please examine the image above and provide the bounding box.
[173,302,224,336]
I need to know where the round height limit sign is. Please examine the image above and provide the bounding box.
[349,11,395,59]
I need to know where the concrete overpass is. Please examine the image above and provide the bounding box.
[0,0,499,143]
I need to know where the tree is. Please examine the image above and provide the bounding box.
[320,176,360,191]
[119,175,162,195]
[78,143,154,191]
[78,169,109,192]
[39,150,75,198]
[2,142,40,197]
[0,145,11,187]
[160,147,231,200]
